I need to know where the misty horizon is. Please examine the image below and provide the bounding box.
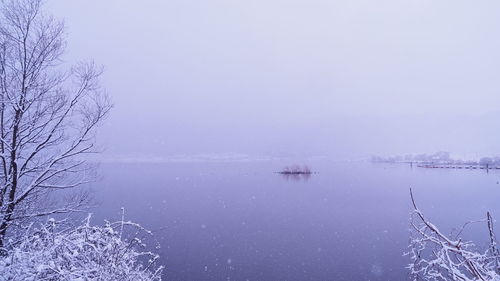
[2,1,500,280]
[44,0,500,160]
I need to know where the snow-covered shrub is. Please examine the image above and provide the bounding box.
[0,213,163,281]
[407,190,500,281]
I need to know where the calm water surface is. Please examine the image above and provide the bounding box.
[91,160,500,281]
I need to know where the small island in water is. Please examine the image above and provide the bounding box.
[278,165,313,175]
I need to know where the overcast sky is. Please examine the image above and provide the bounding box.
[47,0,500,159]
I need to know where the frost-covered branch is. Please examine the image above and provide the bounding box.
[0,212,163,281]
[407,189,500,281]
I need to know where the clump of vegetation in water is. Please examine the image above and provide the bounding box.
[279,165,312,175]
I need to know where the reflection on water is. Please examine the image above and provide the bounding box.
[91,161,500,281]
[280,172,311,182]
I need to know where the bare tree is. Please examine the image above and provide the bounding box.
[0,0,111,250]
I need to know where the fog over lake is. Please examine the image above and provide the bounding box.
[37,1,500,280]
[90,160,500,280]
[48,0,500,160]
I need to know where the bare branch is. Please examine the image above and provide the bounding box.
[407,189,499,281]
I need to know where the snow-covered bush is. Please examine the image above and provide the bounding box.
[407,190,500,281]
[0,212,163,281]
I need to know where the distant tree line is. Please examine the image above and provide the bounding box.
[371,151,500,166]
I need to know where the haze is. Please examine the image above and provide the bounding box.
[49,0,500,160]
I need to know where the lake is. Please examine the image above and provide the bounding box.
[90,160,500,281]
